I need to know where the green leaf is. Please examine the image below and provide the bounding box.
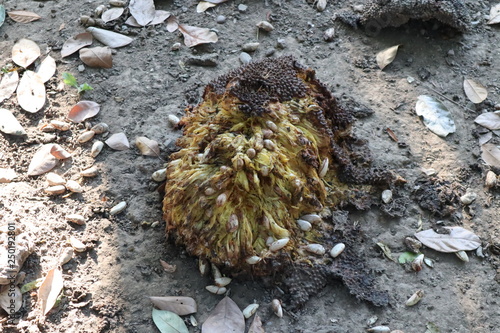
[425,322,440,333]
[20,278,43,293]
[398,251,419,264]
[62,72,78,88]
[0,5,6,28]
[78,83,93,93]
[152,308,189,333]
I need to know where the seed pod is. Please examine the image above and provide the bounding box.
[168,114,180,127]
[216,193,227,207]
[215,277,232,287]
[300,214,321,224]
[260,165,270,176]
[59,247,74,265]
[246,148,256,159]
[46,172,66,186]
[245,256,262,265]
[256,21,274,32]
[70,236,86,252]
[405,289,424,306]
[50,120,71,131]
[330,243,345,258]
[485,171,497,189]
[265,120,278,132]
[366,326,391,333]
[476,246,485,258]
[110,201,127,215]
[456,250,469,262]
[271,299,283,318]
[80,166,99,177]
[152,168,167,182]
[91,122,109,134]
[381,189,392,204]
[262,129,273,139]
[266,236,275,247]
[77,130,96,143]
[65,214,86,225]
[206,285,226,295]
[66,180,83,193]
[95,4,106,17]
[211,263,222,280]
[91,141,104,158]
[305,244,325,255]
[189,315,198,327]
[204,187,215,196]
[263,139,276,151]
[233,157,244,170]
[45,185,66,195]
[41,123,56,132]
[411,253,424,272]
[297,219,312,231]
[242,303,259,319]
[269,238,289,252]
[227,213,239,232]
[109,0,126,7]
[316,0,327,11]
[198,259,209,276]
[254,137,264,151]
[80,15,95,27]
[404,237,422,253]
[319,158,329,178]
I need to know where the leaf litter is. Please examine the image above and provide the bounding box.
[414,227,481,253]
[7,10,41,23]
[12,38,41,68]
[129,0,156,26]
[178,24,218,47]
[149,296,197,315]
[202,296,245,333]
[152,308,189,333]
[86,27,133,48]
[67,101,100,122]
[463,79,487,104]
[135,136,160,156]
[0,108,26,135]
[35,55,57,83]
[101,7,125,23]
[17,70,46,113]
[376,45,400,70]
[79,47,113,68]
[415,95,456,137]
[38,267,64,316]
[0,70,19,103]
[481,143,500,168]
[27,144,59,176]
[61,32,93,58]
[474,111,500,130]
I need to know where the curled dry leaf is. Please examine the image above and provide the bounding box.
[149,10,171,25]
[166,15,178,32]
[38,267,64,315]
[149,296,197,315]
[129,0,155,26]
[463,79,487,104]
[202,296,245,333]
[415,95,456,137]
[0,108,26,136]
[0,71,19,103]
[197,1,217,13]
[79,47,113,69]
[67,101,100,123]
[414,226,481,253]
[376,45,400,70]
[50,144,71,160]
[0,286,22,313]
[101,7,124,23]
[27,144,58,176]
[248,315,265,333]
[17,71,46,113]
[12,38,41,68]
[135,136,160,156]
[105,132,130,150]
[152,309,189,333]
[487,4,500,25]
[61,32,93,58]
[474,111,500,130]
[35,55,56,83]
[7,10,41,23]
[178,24,218,47]
[481,143,500,168]
[86,27,133,48]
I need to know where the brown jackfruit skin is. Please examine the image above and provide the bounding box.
[163,56,394,306]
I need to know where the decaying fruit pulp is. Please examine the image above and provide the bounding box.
[163,56,395,281]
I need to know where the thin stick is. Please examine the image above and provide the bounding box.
[418,79,475,113]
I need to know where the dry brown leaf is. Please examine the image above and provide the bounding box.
[0,108,26,136]
[0,71,19,103]
[86,27,133,48]
[166,15,179,32]
[478,132,493,146]
[17,71,45,113]
[481,143,500,168]
[79,47,113,68]
[38,267,64,316]
[67,101,100,123]
[463,79,487,104]
[50,144,71,160]
[0,286,22,313]
[35,55,56,83]
[149,296,197,315]
[135,136,160,156]
[414,227,481,253]
[101,7,124,23]
[248,315,265,333]
[61,32,93,58]
[105,132,130,150]
[487,4,500,25]
[197,1,217,13]
[28,144,58,176]
[178,24,218,47]
[202,296,245,333]
[149,10,171,25]
[12,38,41,68]
[129,0,155,26]
[376,45,400,70]
[124,16,142,27]
[7,10,41,23]
[474,111,500,130]
[386,128,398,142]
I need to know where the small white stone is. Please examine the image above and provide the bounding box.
[205,285,226,295]
[269,238,289,251]
[168,114,180,127]
[381,189,393,204]
[65,214,86,225]
[240,52,252,65]
[256,21,274,32]
[297,219,312,231]
[460,192,477,205]
[110,201,127,215]
[242,303,259,319]
[66,180,83,193]
[330,243,345,258]
[91,141,104,158]
[152,168,167,182]
[46,172,66,186]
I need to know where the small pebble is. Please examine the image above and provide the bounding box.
[238,4,248,12]
[242,42,260,52]
[264,48,275,57]
[240,52,252,65]
[186,54,218,67]
[323,27,335,42]
[256,21,274,32]
[171,42,181,51]
[381,189,392,204]
[276,38,286,49]
[78,64,85,72]
[216,15,226,24]
[460,192,477,205]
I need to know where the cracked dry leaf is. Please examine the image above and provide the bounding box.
[178,24,218,47]
[68,101,100,123]
[415,95,456,137]
[79,47,113,68]
[475,111,500,130]
[0,71,19,103]
[481,143,500,168]
[166,15,179,32]
[50,144,71,160]
[12,38,40,68]
[61,32,93,58]
[135,136,160,156]
[105,132,130,150]
[248,315,265,333]
[197,1,217,13]
[17,71,45,113]
[101,7,124,23]
[35,55,56,83]
[27,144,58,176]
[463,79,487,104]
[0,108,25,135]
[152,309,189,333]
[376,45,400,70]
[487,4,500,25]
[7,10,41,23]
[149,296,197,315]
[129,0,155,26]
[414,227,481,253]
[86,27,133,48]
[38,267,64,316]
[202,296,245,333]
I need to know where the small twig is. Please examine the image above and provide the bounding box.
[418,79,475,113]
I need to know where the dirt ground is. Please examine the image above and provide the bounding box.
[1,0,500,332]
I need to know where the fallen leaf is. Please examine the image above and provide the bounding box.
[159,260,177,273]
[129,0,156,26]
[463,79,487,104]
[61,32,93,58]
[149,296,197,315]
[124,16,142,27]
[152,309,189,333]
[0,108,26,135]
[386,128,398,142]
[166,15,179,32]
[376,45,400,70]
[197,1,217,13]
[149,10,171,25]
[474,111,500,130]
[35,55,56,83]
[86,27,133,48]
[79,47,113,69]
[376,242,396,262]
[67,101,100,123]
[7,10,41,23]
[398,251,419,264]
[101,7,124,23]
[27,144,58,176]
[248,315,265,333]
[481,143,500,168]
[0,286,22,313]
[12,38,41,68]
[17,71,46,113]
[478,132,493,145]
[0,5,5,28]
[415,95,456,137]
[487,4,500,25]
[178,24,218,47]
[38,267,64,315]
[20,278,43,293]
[105,132,130,150]
[0,71,19,103]
[202,296,245,333]
[414,227,481,253]
[136,136,160,156]
[50,144,71,160]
